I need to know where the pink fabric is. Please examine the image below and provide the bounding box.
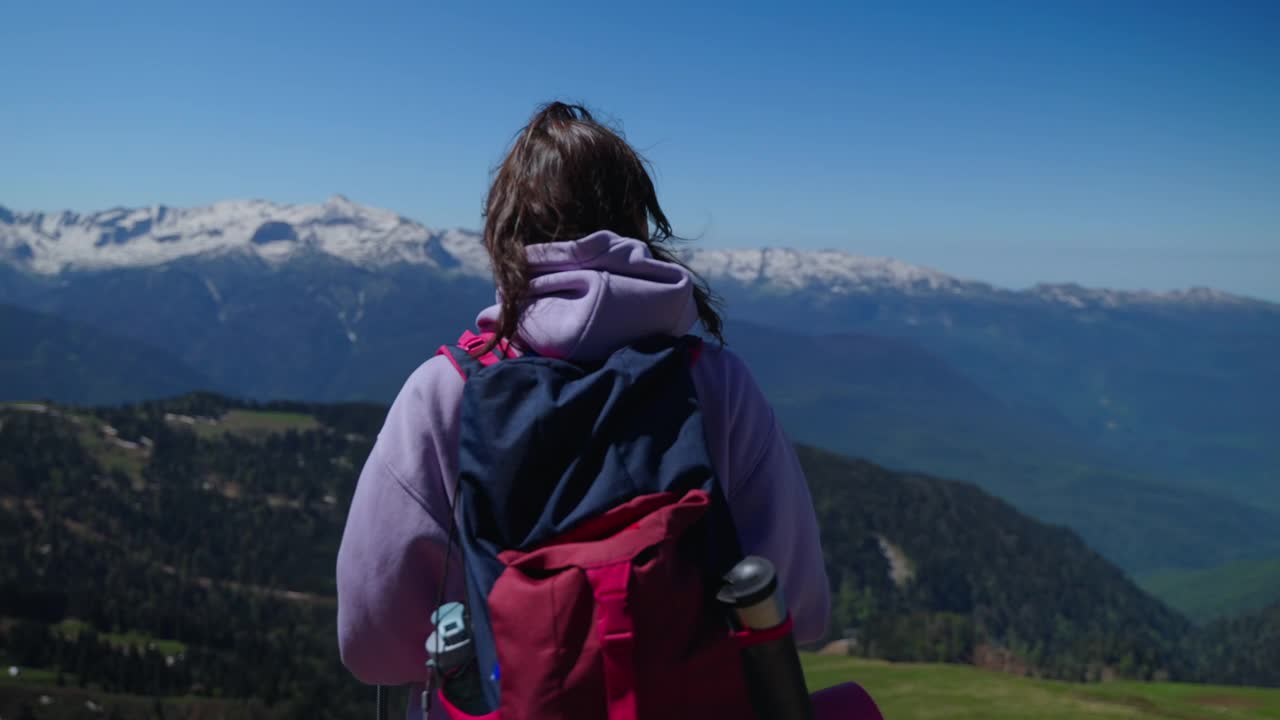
[437,691,502,720]
[586,564,638,720]
[436,683,884,720]
[811,683,884,720]
[438,345,467,378]
[447,331,514,371]
[734,614,796,649]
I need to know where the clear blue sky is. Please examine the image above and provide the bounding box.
[2,1,1277,300]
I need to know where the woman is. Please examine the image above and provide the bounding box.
[336,102,831,710]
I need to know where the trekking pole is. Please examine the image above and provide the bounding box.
[718,556,816,720]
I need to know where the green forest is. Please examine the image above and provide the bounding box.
[0,395,1275,718]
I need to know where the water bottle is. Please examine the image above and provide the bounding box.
[717,556,816,720]
[425,602,487,715]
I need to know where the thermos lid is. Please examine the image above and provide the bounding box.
[715,555,778,608]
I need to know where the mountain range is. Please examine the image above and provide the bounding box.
[2,195,1270,309]
[0,304,213,405]
[2,197,1278,579]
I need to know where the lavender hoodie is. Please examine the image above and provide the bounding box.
[336,231,830,712]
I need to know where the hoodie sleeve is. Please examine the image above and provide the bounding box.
[336,356,465,685]
[691,345,832,645]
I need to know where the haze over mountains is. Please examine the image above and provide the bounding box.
[0,304,214,405]
[2,197,1278,579]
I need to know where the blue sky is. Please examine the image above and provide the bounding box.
[2,1,1277,299]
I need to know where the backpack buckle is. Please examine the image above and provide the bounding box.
[459,330,488,355]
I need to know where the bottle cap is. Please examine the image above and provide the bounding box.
[716,556,778,609]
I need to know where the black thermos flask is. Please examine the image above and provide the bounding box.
[717,556,816,720]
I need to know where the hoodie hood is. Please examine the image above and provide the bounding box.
[475,231,699,364]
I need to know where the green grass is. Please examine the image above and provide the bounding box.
[54,619,186,656]
[0,404,148,483]
[4,655,1279,718]
[73,421,147,483]
[67,408,322,483]
[0,401,51,411]
[801,653,1280,719]
[191,409,321,439]
[1139,557,1280,623]
[0,682,277,720]
[0,667,60,685]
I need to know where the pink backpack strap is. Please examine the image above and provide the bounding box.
[436,330,515,380]
[687,336,703,366]
[585,563,638,720]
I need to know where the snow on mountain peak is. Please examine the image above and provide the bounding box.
[0,197,482,276]
[323,193,358,210]
[1028,282,1255,309]
[680,246,987,296]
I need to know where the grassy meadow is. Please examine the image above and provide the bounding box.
[801,654,1280,719]
[4,654,1279,719]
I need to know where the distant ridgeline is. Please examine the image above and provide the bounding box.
[0,394,1275,715]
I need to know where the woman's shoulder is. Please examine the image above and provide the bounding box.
[413,352,471,414]
[689,340,775,433]
[396,353,467,407]
[690,340,758,394]
[370,354,467,477]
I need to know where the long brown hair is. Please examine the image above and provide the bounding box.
[482,101,724,347]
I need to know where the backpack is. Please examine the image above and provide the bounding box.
[430,329,765,720]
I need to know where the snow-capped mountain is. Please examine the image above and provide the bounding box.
[0,195,491,277]
[682,247,984,296]
[0,196,1265,308]
[1025,283,1255,309]
[0,196,974,296]
[686,252,1267,309]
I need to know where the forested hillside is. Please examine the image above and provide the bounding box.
[798,445,1190,680]
[1190,602,1280,688]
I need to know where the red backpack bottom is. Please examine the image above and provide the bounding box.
[435,489,885,720]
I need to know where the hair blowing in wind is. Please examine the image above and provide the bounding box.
[481,102,725,347]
